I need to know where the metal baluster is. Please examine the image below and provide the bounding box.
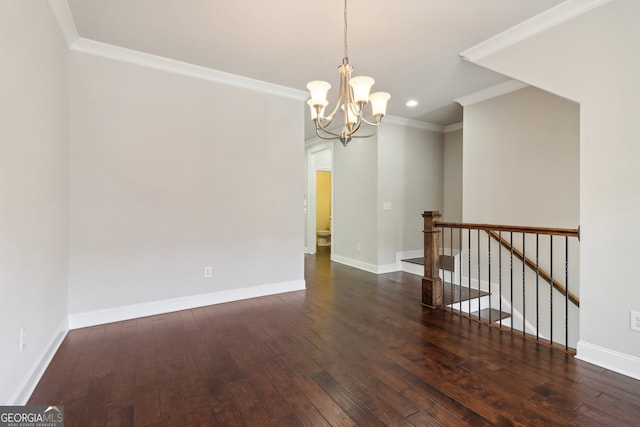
[459,227,463,315]
[499,231,503,327]
[522,233,526,336]
[450,227,454,311]
[550,236,554,345]
[565,236,569,351]
[536,234,540,341]
[510,232,514,333]
[488,230,492,323]
[468,229,472,315]
[441,226,446,307]
[477,229,481,321]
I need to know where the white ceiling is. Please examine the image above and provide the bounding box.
[66,0,564,131]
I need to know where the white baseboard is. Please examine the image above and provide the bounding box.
[9,318,69,405]
[576,341,640,381]
[396,250,423,261]
[68,279,306,329]
[377,263,399,274]
[331,254,379,274]
[331,254,402,275]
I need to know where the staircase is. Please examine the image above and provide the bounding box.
[402,250,512,325]
[419,211,581,352]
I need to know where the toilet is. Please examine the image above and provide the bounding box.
[316,229,331,246]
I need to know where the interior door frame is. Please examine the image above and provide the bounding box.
[305,140,333,254]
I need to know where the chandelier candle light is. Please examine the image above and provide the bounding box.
[306,0,390,147]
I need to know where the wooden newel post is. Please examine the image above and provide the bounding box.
[422,211,442,308]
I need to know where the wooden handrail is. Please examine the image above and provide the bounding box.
[435,221,580,239]
[485,230,580,307]
[425,211,580,350]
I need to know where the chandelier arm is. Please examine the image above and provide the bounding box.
[349,117,363,134]
[351,134,377,139]
[315,115,335,129]
[314,124,348,140]
[347,99,362,117]
[324,99,342,123]
[350,130,379,139]
[360,115,381,127]
[315,130,345,141]
[322,66,347,122]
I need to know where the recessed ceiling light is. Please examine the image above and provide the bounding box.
[406,100,419,107]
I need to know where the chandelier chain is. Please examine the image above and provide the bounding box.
[343,0,348,61]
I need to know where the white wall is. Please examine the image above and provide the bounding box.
[443,128,463,222]
[331,122,443,272]
[68,51,305,321]
[470,0,640,377]
[463,86,579,228]
[0,2,69,404]
[378,124,443,267]
[332,137,379,267]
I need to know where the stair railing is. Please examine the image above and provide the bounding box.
[422,211,580,352]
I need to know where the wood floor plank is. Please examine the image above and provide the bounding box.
[26,246,640,426]
[288,370,355,427]
[105,404,134,427]
[311,370,387,427]
[262,360,331,427]
[227,380,274,426]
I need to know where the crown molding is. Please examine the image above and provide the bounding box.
[48,0,307,100]
[455,80,528,107]
[460,0,612,63]
[384,116,444,133]
[71,38,308,101]
[444,122,463,133]
[48,0,79,48]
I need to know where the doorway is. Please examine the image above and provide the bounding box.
[305,142,333,255]
[316,170,332,247]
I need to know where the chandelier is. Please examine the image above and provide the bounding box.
[306,0,390,147]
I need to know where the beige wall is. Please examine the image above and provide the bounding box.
[472,0,640,376]
[332,137,379,266]
[332,123,443,271]
[68,51,305,315]
[463,86,579,227]
[0,2,69,404]
[443,128,463,222]
[378,123,443,266]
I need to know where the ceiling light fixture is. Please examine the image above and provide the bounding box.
[406,100,419,107]
[306,0,390,147]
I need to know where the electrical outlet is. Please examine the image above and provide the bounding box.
[204,266,213,278]
[20,328,26,352]
[356,243,361,252]
[630,311,640,332]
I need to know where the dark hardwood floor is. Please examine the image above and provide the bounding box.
[29,246,640,426]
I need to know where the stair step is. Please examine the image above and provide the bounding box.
[401,253,456,272]
[443,282,488,305]
[470,308,511,322]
